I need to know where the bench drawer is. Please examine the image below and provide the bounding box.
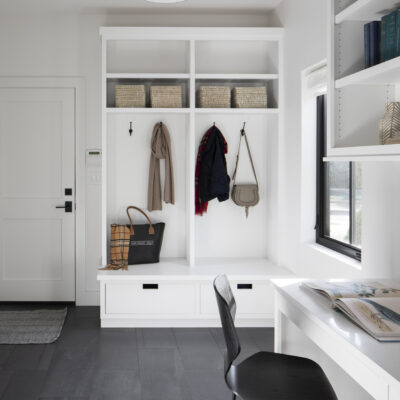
[105,281,196,315]
[200,281,274,316]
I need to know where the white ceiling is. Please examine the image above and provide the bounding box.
[0,0,283,14]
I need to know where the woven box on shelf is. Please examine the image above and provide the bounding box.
[232,87,267,108]
[198,86,231,108]
[115,85,146,108]
[150,86,182,108]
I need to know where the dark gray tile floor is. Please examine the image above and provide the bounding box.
[0,306,274,400]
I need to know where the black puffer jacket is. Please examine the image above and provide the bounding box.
[198,126,230,204]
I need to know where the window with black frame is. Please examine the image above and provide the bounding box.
[316,95,362,261]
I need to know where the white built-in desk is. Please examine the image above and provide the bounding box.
[272,279,400,400]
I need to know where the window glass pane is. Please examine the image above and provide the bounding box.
[324,162,350,244]
[352,162,362,249]
[315,93,362,260]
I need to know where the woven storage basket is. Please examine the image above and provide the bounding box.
[232,87,267,108]
[150,86,182,108]
[115,85,146,108]
[198,86,231,108]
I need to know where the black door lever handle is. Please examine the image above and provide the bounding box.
[56,201,73,213]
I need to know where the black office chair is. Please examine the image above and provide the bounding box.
[213,274,338,400]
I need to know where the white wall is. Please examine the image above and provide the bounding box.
[0,10,275,304]
[2,1,399,304]
[274,0,400,280]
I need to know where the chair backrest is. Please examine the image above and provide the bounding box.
[213,274,241,375]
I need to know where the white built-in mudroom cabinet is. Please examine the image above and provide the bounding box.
[97,27,292,327]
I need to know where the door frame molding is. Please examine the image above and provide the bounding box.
[0,77,86,304]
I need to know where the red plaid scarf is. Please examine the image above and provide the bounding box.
[195,126,228,216]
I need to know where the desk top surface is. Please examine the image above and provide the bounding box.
[272,278,400,383]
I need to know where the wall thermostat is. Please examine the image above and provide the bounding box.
[86,149,102,165]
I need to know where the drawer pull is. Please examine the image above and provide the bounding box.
[143,284,158,289]
[237,283,253,290]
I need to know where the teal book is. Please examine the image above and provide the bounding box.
[364,23,371,67]
[383,10,397,61]
[370,21,381,66]
[396,9,400,57]
[381,16,387,62]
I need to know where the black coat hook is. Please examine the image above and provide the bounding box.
[241,122,246,135]
[129,122,133,136]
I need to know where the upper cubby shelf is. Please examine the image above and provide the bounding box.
[105,108,278,115]
[106,77,190,108]
[107,73,278,80]
[106,73,190,79]
[335,0,399,24]
[195,40,279,75]
[336,56,400,88]
[107,40,190,74]
[106,107,190,114]
[195,108,279,115]
[195,73,278,80]
[105,37,280,76]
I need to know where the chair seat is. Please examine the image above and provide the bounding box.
[226,351,337,400]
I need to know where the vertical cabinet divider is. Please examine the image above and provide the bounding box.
[188,39,196,267]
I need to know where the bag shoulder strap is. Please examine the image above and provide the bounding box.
[126,206,155,235]
[232,125,258,186]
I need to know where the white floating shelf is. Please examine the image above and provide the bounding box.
[195,108,279,114]
[335,57,400,88]
[106,73,190,79]
[195,73,279,80]
[327,143,400,159]
[324,155,400,162]
[106,107,190,114]
[335,0,398,24]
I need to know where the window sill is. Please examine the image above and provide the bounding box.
[307,243,362,271]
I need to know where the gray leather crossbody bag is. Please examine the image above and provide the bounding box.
[231,125,259,218]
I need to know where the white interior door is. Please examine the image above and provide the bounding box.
[0,87,75,301]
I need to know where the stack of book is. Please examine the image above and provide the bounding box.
[364,9,400,68]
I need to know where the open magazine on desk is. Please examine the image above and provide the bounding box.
[302,280,400,342]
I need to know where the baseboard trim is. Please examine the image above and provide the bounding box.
[100,318,274,328]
